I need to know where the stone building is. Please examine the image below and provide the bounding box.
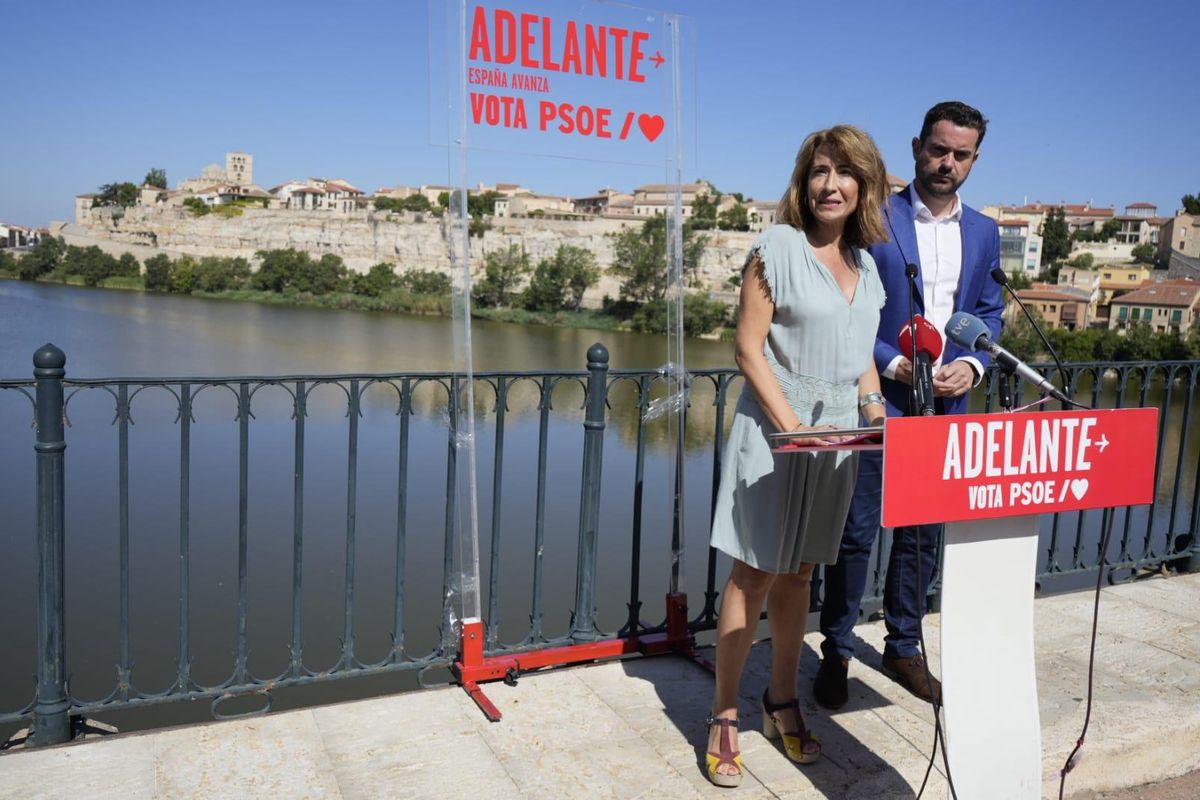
[1159,213,1200,261]
[225,152,253,186]
[1109,279,1200,334]
[1012,284,1095,330]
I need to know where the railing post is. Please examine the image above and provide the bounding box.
[571,343,608,642]
[32,343,70,746]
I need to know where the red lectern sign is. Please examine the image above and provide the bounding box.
[881,409,1158,528]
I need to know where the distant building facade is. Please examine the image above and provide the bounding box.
[1012,284,1094,330]
[1109,279,1200,333]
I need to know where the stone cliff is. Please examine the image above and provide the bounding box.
[63,206,755,305]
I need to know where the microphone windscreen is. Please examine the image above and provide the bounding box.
[897,315,944,360]
[990,267,1009,286]
[945,312,991,352]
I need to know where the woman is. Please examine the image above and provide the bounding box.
[705,125,889,788]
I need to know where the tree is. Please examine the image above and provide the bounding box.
[474,244,530,307]
[630,293,730,336]
[169,255,200,294]
[60,244,119,286]
[254,249,307,292]
[196,256,251,291]
[467,190,502,218]
[1008,270,1032,290]
[523,245,600,311]
[352,263,399,297]
[997,303,1046,362]
[0,249,16,276]
[298,254,348,294]
[17,235,64,280]
[1067,252,1094,269]
[1039,207,1070,266]
[1182,194,1200,215]
[690,193,718,230]
[116,253,141,278]
[1131,242,1156,263]
[143,168,167,189]
[95,182,139,208]
[144,254,172,290]
[397,269,451,295]
[609,217,708,303]
[717,202,750,231]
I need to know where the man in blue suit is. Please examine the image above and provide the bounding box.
[815,101,1004,708]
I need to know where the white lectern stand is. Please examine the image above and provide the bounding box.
[880,408,1158,800]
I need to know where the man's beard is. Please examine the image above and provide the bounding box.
[917,171,960,198]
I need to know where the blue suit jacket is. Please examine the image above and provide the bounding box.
[867,185,1004,416]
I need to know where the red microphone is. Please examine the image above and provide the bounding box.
[897,315,941,416]
[897,314,944,361]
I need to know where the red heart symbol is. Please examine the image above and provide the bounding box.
[638,114,664,142]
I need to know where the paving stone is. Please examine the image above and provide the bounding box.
[152,710,342,799]
[1,573,1197,799]
[0,733,155,800]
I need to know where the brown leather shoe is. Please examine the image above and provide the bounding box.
[881,654,942,705]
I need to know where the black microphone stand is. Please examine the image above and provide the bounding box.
[997,364,1015,412]
[905,263,935,416]
[991,268,1072,411]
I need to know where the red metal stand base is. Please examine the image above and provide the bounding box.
[451,592,712,721]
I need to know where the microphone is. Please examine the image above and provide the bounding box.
[901,264,935,416]
[897,314,944,362]
[898,314,940,417]
[945,312,1072,406]
[990,268,1073,410]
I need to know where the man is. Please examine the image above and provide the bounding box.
[814,101,1004,708]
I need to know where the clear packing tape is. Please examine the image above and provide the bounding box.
[642,362,691,423]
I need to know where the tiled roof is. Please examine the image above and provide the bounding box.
[998,219,1029,226]
[1127,202,1156,209]
[1017,288,1089,302]
[1111,280,1200,307]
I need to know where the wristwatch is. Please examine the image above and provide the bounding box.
[858,392,884,410]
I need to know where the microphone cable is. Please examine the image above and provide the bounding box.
[884,205,958,800]
[990,269,1086,411]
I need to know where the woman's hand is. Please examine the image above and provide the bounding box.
[788,423,851,446]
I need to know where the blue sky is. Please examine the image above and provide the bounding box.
[1,0,1197,228]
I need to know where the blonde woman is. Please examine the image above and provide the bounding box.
[705,125,889,787]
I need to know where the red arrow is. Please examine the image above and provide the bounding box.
[651,50,665,68]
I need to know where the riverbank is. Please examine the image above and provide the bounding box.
[0,273,731,340]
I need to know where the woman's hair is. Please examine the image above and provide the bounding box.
[776,125,889,249]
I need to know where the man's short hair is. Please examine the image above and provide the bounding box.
[919,101,988,148]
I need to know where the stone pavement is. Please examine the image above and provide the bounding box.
[2,572,1198,799]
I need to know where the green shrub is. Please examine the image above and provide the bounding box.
[352,263,399,297]
[397,268,451,295]
[144,254,172,291]
[631,294,730,336]
[522,245,599,312]
[169,256,200,293]
[183,197,210,216]
[196,256,251,292]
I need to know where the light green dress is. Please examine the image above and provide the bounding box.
[710,224,886,573]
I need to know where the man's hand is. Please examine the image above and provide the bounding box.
[893,357,913,385]
[933,360,976,397]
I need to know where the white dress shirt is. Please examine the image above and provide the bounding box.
[884,190,984,381]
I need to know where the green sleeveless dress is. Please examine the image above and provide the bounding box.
[709,224,886,573]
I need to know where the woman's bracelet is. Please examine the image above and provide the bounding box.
[858,392,884,410]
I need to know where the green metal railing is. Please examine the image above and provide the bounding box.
[1,344,1197,746]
